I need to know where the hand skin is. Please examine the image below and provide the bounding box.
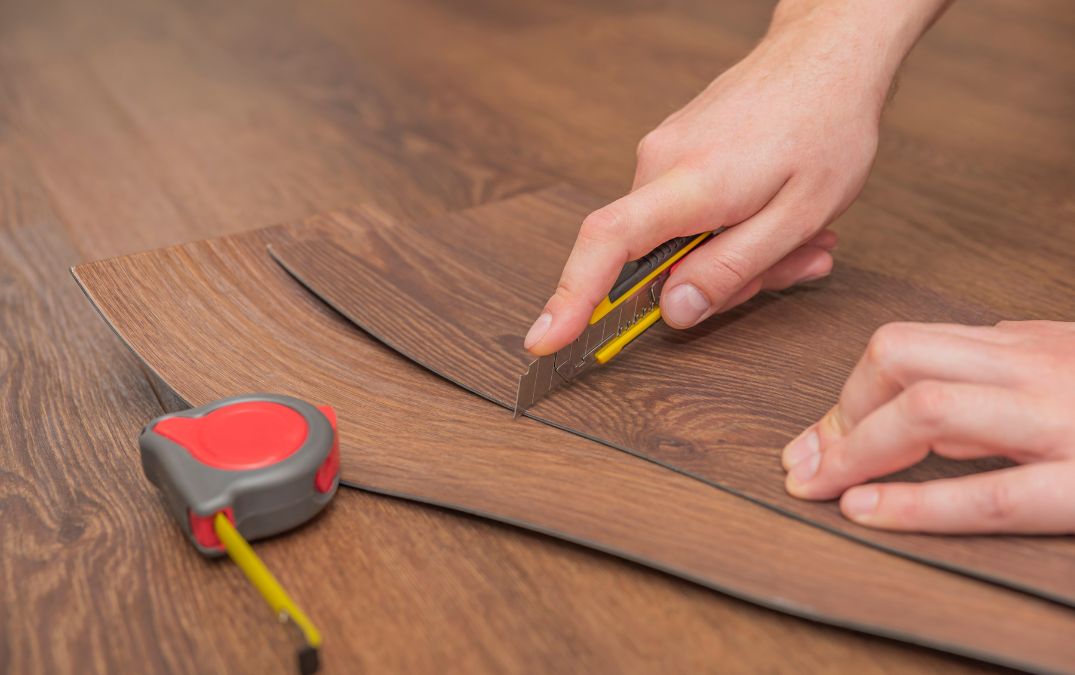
[782,321,1075,534]
[524,0,953,355]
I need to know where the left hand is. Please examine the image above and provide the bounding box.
[781,320,1075,534]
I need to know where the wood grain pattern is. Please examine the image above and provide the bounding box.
[0,128,814,675]
[271,184,1075,607]
[7,0,1072,670]
[0,146,249,675]
[75,220,1075,671]
[0,0,549,260]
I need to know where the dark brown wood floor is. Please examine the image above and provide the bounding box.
[1,0,1071,672]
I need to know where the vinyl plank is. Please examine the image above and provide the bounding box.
[0,130,812,675]
[270,184,1075,607]
[75,220,1075,671]
[232,0,1075,318]
[0,141,296,674]
[0,4,832,669]
[10,0,1072,670]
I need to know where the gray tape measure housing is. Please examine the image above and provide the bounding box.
[140,393,338,556]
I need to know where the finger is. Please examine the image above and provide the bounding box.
[632,135,669,190]
[713,245,834,314]
[909,322,1021,344]
[710,278,763,314]
[786,382,1048,500]
[839,462,1075,534]
[804,228,838,251]
[995,319,1075,336]
[834,322,1022,433]
[782,323,1014,473]
[526,171,717,355]
[782,396,1008,474]
[758,245,834,292]
[660,186,816,328]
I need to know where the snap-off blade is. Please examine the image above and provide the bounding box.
[513,274,665,417]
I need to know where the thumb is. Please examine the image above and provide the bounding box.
[661,187,815,328]
[526,171,716,355]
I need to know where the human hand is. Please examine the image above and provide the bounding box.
[524,1,944,355]
[782,321,1075,534]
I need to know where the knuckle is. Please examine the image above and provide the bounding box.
[550,281,577,304]
[635,134,652,159]
[782,204,826,243]
[550,278,608,311]
[635,129,667,161]
[1023,349,1064,379]
[826,448,856,482]
[699,250,751,298]
[900,382,952,428]
[997,319,1042,331]
[579,206,626,244]
[790,219,820,244]
[865,322,910,371]
[975,480,1018,523]
[893,488,926,522]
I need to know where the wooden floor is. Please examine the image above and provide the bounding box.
[1,0,1071,672]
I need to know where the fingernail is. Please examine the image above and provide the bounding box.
[785,428,821,485]
[796,271,829,284]
[524,312,552,350]
[789,448,821,484]
[843,486,880,520]
[783,428,819,470]
[663,284,710,327]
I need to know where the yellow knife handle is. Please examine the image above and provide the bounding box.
[589,232,713,325]
[593,306,663,364]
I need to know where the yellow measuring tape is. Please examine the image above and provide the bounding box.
[213,513,323,650]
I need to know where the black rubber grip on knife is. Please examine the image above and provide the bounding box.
[607,235,698,303]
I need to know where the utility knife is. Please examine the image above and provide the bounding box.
[514,230,720,417]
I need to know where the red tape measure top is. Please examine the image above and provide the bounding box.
[154,401,310,471]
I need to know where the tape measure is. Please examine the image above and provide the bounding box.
[140,393,340,674]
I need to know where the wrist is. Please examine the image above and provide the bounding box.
[763,0,950,114]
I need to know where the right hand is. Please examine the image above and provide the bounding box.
[782,321,1075,534]
[524,6,902,355]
